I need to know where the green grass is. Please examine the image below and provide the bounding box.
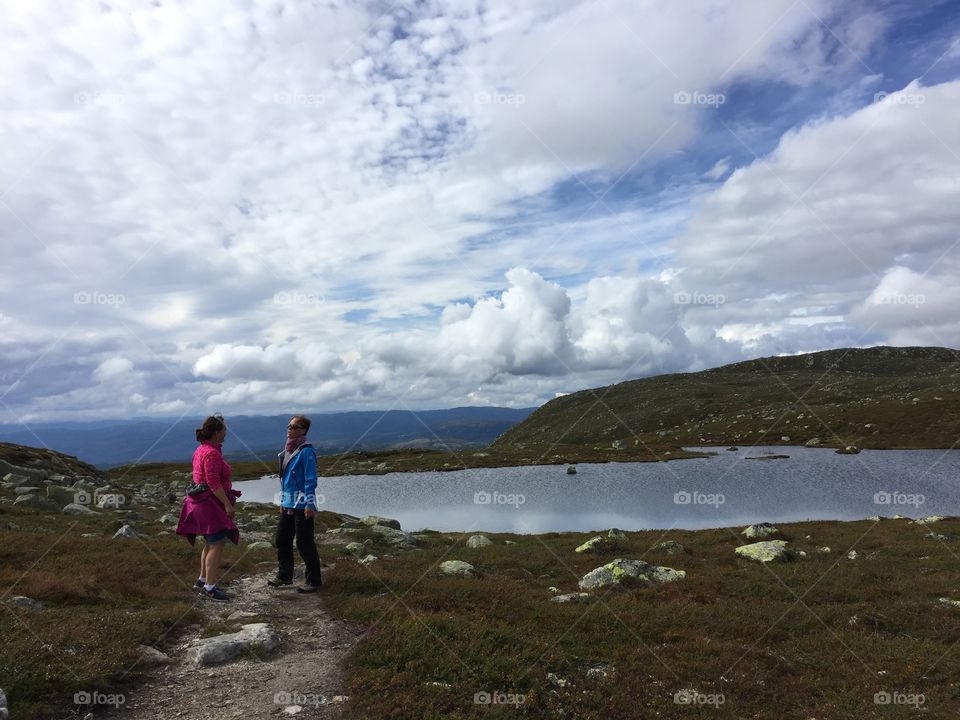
[323,518,960,719]
[0,502,267,718]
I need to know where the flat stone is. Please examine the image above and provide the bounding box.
[578,559,685,590]
[188,623,281,666]
[439,560,476,577]
[368,524,418,548]
[113,524,139,539]
[736,540,790,563]
[247,541,272,550]
[938,598,960,609]
[62,503,100,516]
[226,610,258,622]
[8,596,43,612]
[13,486,40,495]
[12,494,59,511]
[359,554,378,565]
[550,592,593,604]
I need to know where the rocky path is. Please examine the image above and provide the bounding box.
[99,564,362,720]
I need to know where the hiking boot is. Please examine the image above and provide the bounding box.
[204,586,232,602]
[267,576,293,588]
[296,583,322,594]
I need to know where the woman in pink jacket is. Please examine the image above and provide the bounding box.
[176,415,241,602]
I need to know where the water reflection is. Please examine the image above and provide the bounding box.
[234,446,960,533]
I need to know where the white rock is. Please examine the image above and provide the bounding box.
[188,623,281,666]
[359,554,378,565]
[846,550,858,560]
[578,559,685,590]
[466,534,493,548]
[113,524,138,539]
[742,523,779,539]
[550,592,593,604]
[247,541,272,550]
[62,503,100,516]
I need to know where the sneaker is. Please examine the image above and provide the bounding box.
[267,576,293,588]
[296,583,322,594]
[194,579,204,593]
[204,586,232,602]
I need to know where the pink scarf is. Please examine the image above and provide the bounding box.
[284,435,307,453]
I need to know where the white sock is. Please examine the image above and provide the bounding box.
[203,583,216,592]
[198,576,206,584]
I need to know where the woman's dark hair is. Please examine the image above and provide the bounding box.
[196,415,226,443]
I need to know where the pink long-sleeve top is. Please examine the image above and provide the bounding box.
[193,441,233,493]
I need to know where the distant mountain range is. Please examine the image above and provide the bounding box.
[0,407,536,468]
[493,346,960,450]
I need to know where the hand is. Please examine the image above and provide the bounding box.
[304,507,315,519]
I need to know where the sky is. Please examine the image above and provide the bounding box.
[1,0,959,423]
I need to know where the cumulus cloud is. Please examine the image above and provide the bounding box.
[0,1,956,421]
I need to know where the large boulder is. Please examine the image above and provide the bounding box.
[439,560,476,577]
[368,524,418,549]
[742,523,779,539]
[361,515,401,530]
[188,623,281,666]
[466,534,493,549]
[578,559,685,590]
[736,540,790,563]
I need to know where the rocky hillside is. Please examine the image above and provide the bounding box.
[493,346,960,450]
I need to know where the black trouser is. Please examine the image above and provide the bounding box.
[275,509,322,586]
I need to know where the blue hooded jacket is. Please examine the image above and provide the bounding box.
[277,443,320,510]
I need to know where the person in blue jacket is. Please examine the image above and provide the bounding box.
[268,415,323,592]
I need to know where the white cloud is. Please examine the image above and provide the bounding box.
[94,357,134,382]
[0,1,955,421]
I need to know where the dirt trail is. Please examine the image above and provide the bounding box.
[100,565,362,720]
